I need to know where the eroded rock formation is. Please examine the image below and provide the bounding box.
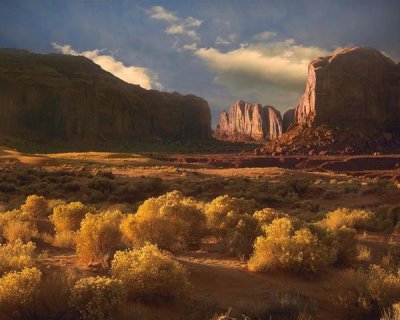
[261,47,400,155]
[282,108,295,133]
[215,100,284,141]
[0,49,211,149]
[295,47,400,130]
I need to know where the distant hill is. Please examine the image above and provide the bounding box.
[0,49,211,151]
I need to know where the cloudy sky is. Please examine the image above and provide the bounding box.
[1,0,399,126]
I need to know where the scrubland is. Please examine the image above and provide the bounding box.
[0,151,400,319]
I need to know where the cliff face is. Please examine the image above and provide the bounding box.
[0,49,211,147]
[215,100,283,142]
[260,47,400,155]
[282,109,295,132]
[295,47,400,130]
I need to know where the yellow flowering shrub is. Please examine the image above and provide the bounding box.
[0,209,37,243]
[0,240,36,275]
[248,218,337,273]
[50,202,89,248]
[76,210,123,262]
[121,191,206,251]
[50,201,89,232]
[3,220,38,243]
[0,267,42,314]
[322,208,374,230]
[111,243,189,301]
[253,208,289,225]
[69,276,126,320]
[205,195,257,232]
[21,195,48,218]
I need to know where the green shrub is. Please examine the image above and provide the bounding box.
[76,210,123,263]
[69,276,126,320]
[0,267,42,315]
[248,218,337,273]
[287,179,311,195]
[121,191,206,251]
[111,244,189,301]
[328,227,357,264]
[220,212,261,258]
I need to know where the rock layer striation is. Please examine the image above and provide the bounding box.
[0,49,211,149]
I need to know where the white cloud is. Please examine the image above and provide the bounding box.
[179,43,198,52]
[215,36,231,46]
[185,16,203,28]
[147,6,177,22]
[194,39,331,108]
[252,31,277,42]
[147,6,202,41]
[52,42,161,90]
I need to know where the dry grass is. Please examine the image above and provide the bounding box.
[1,151,400,319]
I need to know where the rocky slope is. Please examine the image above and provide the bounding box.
[215,100,284,142]
[261,47,400,155]
[0,49,211,149]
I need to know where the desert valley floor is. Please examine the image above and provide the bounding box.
[1,147,400,319]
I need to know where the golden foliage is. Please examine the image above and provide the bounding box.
[69,276,126,320]
[111,243,189,301]
[248,218,337,273]
[3,220,38,243]
[0,267,42,314]
[0,209,37,243]
[50,201,89,248]
[253,208,289,225]
[322,208,374,230]
[50,201,89,233]
[76,210,123,262]
[21,194,48,218]
[121,191,206,251]
[0,240,36,275]
[205,195,257,232]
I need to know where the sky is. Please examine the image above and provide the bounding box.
[1,0,399,126]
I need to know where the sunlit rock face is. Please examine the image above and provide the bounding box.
[0,49,211,148]
[215,100,283,142]
[295,47,400,130]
